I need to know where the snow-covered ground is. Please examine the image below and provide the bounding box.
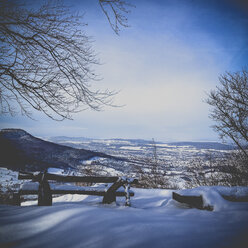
[1,187,248,248]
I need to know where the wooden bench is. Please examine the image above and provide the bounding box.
[172,192,213,211]
[14,171,138,207]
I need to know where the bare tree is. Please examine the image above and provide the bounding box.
[0,0,133,120]
[185,152,248,188]
[131,139,172,189]
[206,70,248,158]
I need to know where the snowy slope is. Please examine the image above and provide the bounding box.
[1,187,248,248]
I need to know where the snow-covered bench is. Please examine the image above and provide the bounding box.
[172,192,213,211]
[14,171,138,206]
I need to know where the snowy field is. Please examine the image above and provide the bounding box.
[1,187,248,248]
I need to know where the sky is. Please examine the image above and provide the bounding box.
[1,0,248,142]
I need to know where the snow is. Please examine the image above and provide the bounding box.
[102,166,122,175]
[21,182,39,191]
[62,141,83,144]
[1,187,248,248]
[94,139,132,146]
[176,186,248,211]
[81,156,104,165]
[120,146,143,151]
[0,167,22,192]
[47,168,65,175]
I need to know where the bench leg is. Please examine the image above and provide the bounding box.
[102,193,116,204]
[102,179,124,204]
[12,192,21,206]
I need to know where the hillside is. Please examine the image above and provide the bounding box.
[0,129,115,171]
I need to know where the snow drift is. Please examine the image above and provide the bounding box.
[1,187,248,248]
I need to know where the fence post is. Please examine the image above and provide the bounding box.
[124,182,131,206]
[38,171,52,206]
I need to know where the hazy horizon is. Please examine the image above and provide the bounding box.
[0,127,230,144]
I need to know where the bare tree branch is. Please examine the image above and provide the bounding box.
[99,0,134,35]
[0,0,131,120]
[206,69,248,158]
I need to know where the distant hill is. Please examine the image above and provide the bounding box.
[0,129,115,171]
[167,142,234,150]
[109,139,234,150]
[50,136,235,151]
[48,136,92,142]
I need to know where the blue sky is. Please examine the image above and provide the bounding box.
[1,0,248,142]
